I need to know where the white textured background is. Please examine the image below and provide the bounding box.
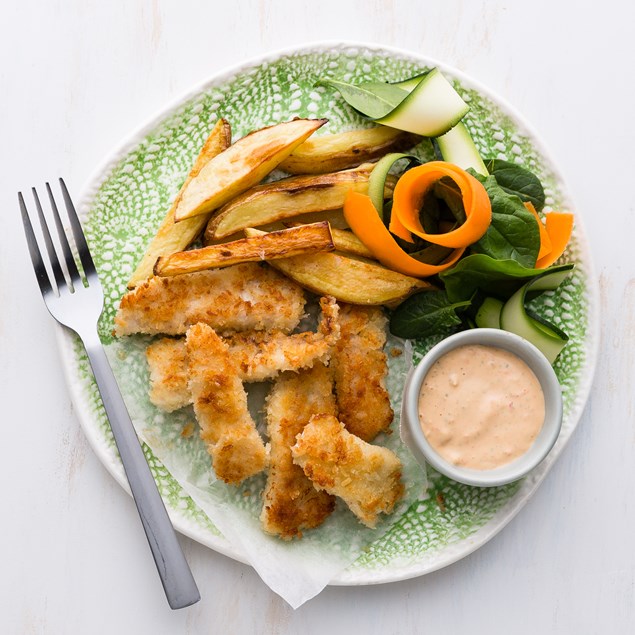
[1,1,633,633]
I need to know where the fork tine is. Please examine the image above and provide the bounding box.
[31,187,68,292]
[59,178,97,280]
[19,192,54,297]
[46,182,83,287]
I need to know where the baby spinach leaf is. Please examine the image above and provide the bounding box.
[440,254,568,302]
[389,290,471,338]
[317,78,408,119]
[485,159,545,211]
[470,173,540,267]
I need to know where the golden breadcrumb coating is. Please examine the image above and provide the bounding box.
[331,304,393,441]
[146,296,340,412]
[146,337,191,412]
[228,296,339,380]
[186,323,267,484]
[261,364,337,539]
[291,414,404,528]
[115,262,305,336]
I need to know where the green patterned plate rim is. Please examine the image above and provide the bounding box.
[55,42,599,586]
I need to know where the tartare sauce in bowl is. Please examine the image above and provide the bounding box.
[401,329,563,487]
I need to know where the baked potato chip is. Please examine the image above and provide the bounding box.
[127,118,231,288]
[205,164,395,240]
[278,127,421,174]
[174,118,327,222]
[245,228,431,306]
[155,222,334,276]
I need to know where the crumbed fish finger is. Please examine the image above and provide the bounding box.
[261,364,337,539]
[146,337,191,412]
[115,262,305,336]
[146,296,339,411]
[186,323,267,484]
[331,304,393,441]
[291,414,404,528]
[228,296,339,380]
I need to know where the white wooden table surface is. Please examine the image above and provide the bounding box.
[2,1,633,633]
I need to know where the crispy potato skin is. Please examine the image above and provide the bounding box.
[261,364,338,539]
[204,211,351,247]
[279,127,421,174]
[244,229,432,306]
[155,222,334,276]
[332,305,393,441]
[291,414,404,528]
[186,323,267,485]
[205,164,393,240]
[127,118,231,288]
[174,118,327,222]
[326,228,375,260]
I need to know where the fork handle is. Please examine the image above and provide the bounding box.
[82,333,200,610]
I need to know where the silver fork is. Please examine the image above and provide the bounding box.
[19,179,200,610]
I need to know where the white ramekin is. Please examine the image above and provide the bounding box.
[401,328,563,487]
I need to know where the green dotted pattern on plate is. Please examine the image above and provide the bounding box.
[75,47,587,573]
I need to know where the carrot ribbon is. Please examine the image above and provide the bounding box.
[523,201,574,268]
[343,162,492,277]
[524,202,552,260]
[535,212,574,269]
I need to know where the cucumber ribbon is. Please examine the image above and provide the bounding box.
[319,69,469,137]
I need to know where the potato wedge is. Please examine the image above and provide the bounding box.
[127,118,231,288]
[155,222,334,276]
[245,228,432,306]
[285,223,375,260]
[174,118,327,222]
[205,164,395,240]
[204,210,349,246]
[278,127,421,174]
[330,228,376,260]
[283,209,349,230]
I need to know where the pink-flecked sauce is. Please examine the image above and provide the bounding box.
[418,344,545,470]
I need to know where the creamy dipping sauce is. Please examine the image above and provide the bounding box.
[418,344,545,470]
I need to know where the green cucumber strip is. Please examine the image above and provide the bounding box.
[390,72,430,92]
[376,69,469,137]
[321,69,469,138]
[474,297,504,328]
[500,267,574,364]
[436,122,488,175]
[525,309,570,341]
[368,152,420,216]
[527,265,574,293]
